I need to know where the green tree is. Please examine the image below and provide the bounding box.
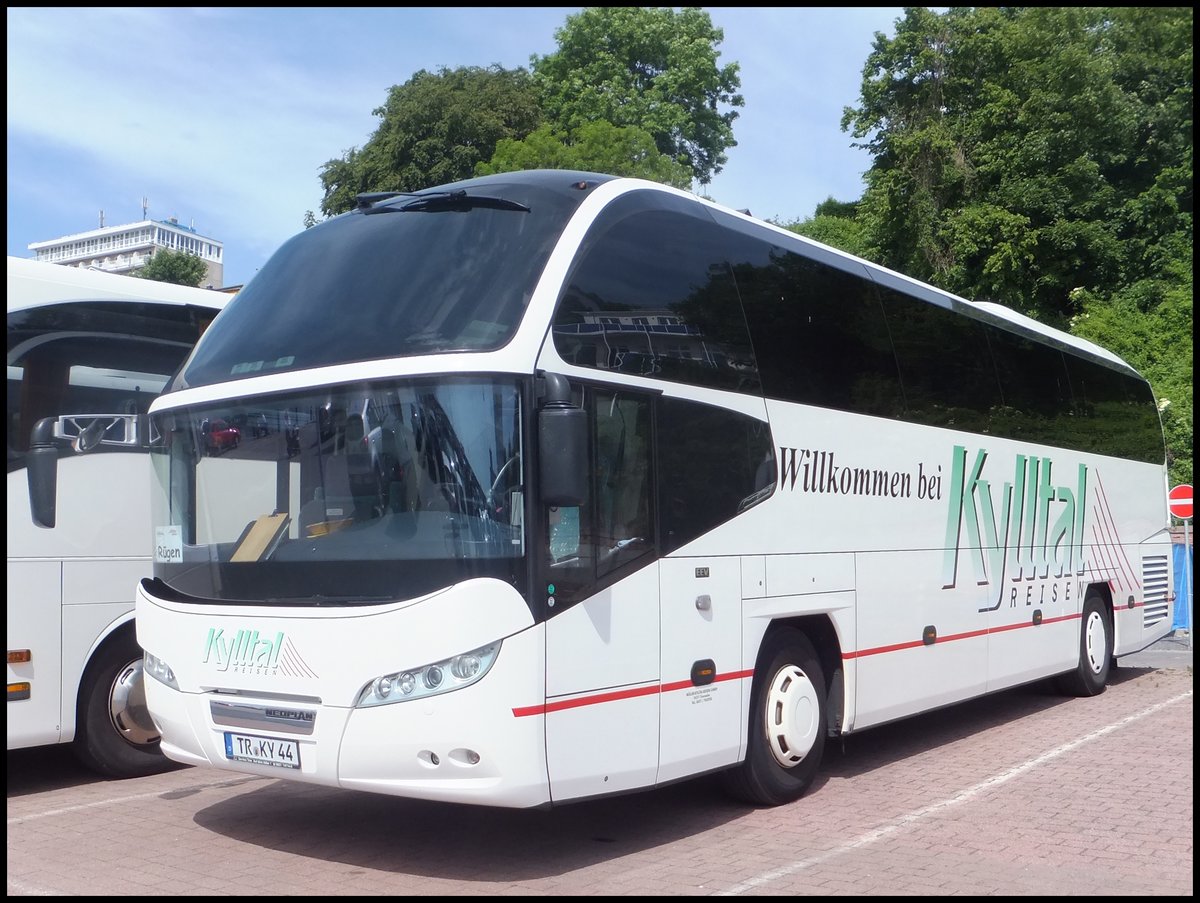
[843,7,1191,324]
[530,7,743,187]
[477,121,692,188]
[779,196,870,258]
[784,216,871,258]
[314,9,742,215]
[841,6,1192,484]
[318,65,542,216]
[134,248,209,287]
[1070,236,1194,485]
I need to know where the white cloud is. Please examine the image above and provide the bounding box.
[7,7,904,284]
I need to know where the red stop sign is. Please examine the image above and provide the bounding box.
[1169,483,1193,520]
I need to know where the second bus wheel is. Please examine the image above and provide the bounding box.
[720,627,827,806]
[73,631,172,779]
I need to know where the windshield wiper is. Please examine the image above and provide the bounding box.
[355,191,417,209]
[359,188,530,215]
[400,190,530,213]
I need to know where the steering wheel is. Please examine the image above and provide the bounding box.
[489,454,521,501]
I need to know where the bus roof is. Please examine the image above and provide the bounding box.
[968,300,1128,369]
[7,256,232,314]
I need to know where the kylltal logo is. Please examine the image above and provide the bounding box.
[941,445,1089,610]
[203,627,284,675]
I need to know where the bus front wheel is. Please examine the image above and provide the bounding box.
[74,632,171,778]
[720,627,827,806]
[1056,591,1112,697]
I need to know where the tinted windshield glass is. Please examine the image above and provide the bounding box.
[177,175,594,389]
[8,301,217,472]
[149,377,527,605]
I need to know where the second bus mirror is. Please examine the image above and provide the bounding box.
[27,416,59,529]
[538,374,586,507]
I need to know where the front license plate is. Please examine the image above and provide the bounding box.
[224,731,300,769]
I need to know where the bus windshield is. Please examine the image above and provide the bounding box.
[174,174,596,390]
[148,376,526,605]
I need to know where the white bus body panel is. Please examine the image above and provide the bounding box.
[657,556,744,785]
[754,400,1171,731]
[137,578,552,807]
[6,557,62,748]
[544,554,750,796]
[544,564,661,801]
[7,453,154,748]
[7,445,154,561]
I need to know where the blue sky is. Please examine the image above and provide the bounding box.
[7,7,908,287]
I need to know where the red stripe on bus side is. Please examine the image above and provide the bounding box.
[512,683,658,717]
[512,668,755,717]
[515,606,1130,713]
[661,669,752,694]
[843,612,1083,660]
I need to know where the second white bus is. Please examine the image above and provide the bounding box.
[8,257,231,776]
[122,172,1173,807]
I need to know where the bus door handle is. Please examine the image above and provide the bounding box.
[695,594,712,611]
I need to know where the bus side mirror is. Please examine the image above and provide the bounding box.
[538,373,586,507]
[27,416,59,528]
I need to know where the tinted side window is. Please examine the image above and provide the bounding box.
[657,397,774,554]
[553,191,759,393]
[592,389,654,577]
[544,387,655,609]
[727,234,904,418]
[988,328,1075,446]
[1066,355,1164,463]
[877,287,1002,433]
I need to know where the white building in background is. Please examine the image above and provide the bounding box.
[27,214,224,288]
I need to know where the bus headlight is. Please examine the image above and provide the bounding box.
[143,651,179,690]
[356,643,500,708]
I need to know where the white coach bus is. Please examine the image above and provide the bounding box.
[120,172,1172,807]
[8,256,231,776]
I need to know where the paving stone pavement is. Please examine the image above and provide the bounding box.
[8,643,1191,896]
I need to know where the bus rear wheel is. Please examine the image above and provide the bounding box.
[720,628,827,806]
[1055,591,1112,697]
[74,632,170,778]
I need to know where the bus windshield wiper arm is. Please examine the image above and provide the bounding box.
[402,194,530,213]
[360,189,530,215]
[355,189,459,211]
[355,191,418,209]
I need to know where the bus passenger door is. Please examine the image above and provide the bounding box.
[543,388,661,803]
[657,556,743,784]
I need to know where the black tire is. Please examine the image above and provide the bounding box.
[1055,591,1113,697]
[719,628,827,806]
[73,631,171,778]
